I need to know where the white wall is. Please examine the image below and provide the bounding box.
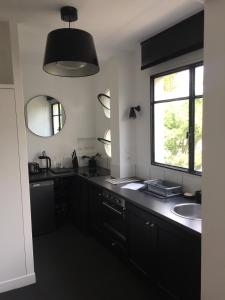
[94,59,115,170]
[201,1,225,299]
[18,24,97,167]
[116,52,136,178]
[94,52,137,178]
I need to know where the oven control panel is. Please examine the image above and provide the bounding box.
[102,189,125,209]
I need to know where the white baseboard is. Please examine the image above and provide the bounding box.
[0,273,36,294]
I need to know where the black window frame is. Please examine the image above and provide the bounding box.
[51,102,62,135]
[150,61,203,176]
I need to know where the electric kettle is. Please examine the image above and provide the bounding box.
[38,151,51,172]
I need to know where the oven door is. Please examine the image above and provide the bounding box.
[101,200,126,245]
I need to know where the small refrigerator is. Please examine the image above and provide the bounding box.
[30,180,55,237]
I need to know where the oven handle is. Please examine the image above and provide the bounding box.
[102,201,123,216]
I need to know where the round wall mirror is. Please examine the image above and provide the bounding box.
[25,95,66,137]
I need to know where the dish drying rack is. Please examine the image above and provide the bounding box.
[141,179,182,198]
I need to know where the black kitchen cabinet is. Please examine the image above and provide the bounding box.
[154,216,201,300]
[127,203,156,277]
[70,176,90,234]
[54,176,73,226]
[30,180,55,236]
[101,190,127,256]
[89,185,103,236]
[29,170,201,300]
[89,186,128,256]
[127,203,201,300]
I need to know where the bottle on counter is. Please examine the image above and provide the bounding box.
[72,149,79,169]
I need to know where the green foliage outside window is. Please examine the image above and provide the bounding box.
[163,99,202,170]
[164,101,189,168]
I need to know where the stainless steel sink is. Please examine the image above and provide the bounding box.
[171,203,202,220]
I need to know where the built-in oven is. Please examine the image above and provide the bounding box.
[101,190,127,251]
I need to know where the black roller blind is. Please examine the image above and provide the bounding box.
[141,11,204,70]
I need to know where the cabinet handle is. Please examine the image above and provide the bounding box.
[145,221,155,228]
[32,184,40,187]
[102,202,123,215]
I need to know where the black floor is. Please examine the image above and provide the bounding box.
[0,225,165,300]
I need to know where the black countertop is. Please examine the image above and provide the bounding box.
[88,176,202,236]
[29,167,110,183]
[29,168,201,236]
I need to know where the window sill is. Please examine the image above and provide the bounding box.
[151,162,202,177]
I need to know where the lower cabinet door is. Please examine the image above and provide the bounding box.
[89,186,103,235]
[154,216,201,300]
[127,204,201,300]
[54,177,73,226]
[30,180,55,236]
[70,177,91,235]
[127,205,156,278]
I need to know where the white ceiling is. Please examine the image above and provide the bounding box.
[0,0,204,62]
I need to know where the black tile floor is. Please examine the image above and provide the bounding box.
[0,225,166,300]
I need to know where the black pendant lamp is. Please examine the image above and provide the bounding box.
[43,6,100,77]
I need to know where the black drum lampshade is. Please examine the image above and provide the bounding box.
[43,6,100,77]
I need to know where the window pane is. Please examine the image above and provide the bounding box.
[194,98,203,171]
[53,116,60,134]
[195,66,204,96]
[53,103,59,115]
[154,100,189,168]
[154,70,189,101]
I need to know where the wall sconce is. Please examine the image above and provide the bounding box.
[129,105,141,119]
[97,137,111,145]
